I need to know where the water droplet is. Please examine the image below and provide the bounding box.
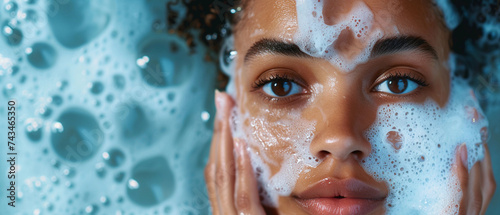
[50,108,104,162]
[25,118,43,141]
[126,156,175,206]
[386,131,403,151]
[102,149,125,167]
[26,43,57,69]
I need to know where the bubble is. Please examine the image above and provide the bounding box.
[38,106,52,118]
[25,118,43,142]
[85,204,99,215]
[201,111,210,122]
[113,74,126,89]
[116,103,148,138]
[50,108,104,162]
[106,94,114,103]
[95,162,106,178]
[3,83,15,97]
[51,95,63,106]
[114,172,125,183]
[137,36,192,87]
[1,21,22,45]
[89,81,104,95]
[126,156,175,206]
[62,167,76,178]
[102,148,125,167]
[48,0,112,48]
[480,127,488,142]
[26,43,57,69]
[386,131,403,151]
[99,196,110,206]
[167,92,175,101]
[4,1,18,17]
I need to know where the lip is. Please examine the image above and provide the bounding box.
[294,178,387,215]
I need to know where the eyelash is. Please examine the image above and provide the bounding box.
[251,73,306,103]
[251,73,296,89]
[251,70,430,103]
[378,71,430,88]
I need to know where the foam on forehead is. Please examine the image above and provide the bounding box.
[293,0,386,72]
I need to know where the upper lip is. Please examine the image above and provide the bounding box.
[294,177,387,200]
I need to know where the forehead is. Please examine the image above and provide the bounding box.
[235,0,448,60]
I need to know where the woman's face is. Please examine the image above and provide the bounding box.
[231,0,455,214]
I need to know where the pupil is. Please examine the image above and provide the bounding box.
[388,77,408,94]
[271,80,292,96]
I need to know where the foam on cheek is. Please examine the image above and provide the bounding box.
[362,79,488,214]
[230,108,321,206]
[294,0,385,71]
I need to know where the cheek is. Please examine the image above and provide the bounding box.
[232,106,320,206]
[361,79,488,214]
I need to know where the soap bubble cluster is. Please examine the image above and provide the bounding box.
[0,0,217,214]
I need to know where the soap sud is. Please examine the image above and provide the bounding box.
[230,108,321,206]
[362,78,488,214]
[294,0,386,72]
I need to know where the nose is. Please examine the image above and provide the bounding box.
[309,88,374,162]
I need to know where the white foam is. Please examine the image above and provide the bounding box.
[294,0,386,72]
[362,78,488,214]
[230,108,321,206]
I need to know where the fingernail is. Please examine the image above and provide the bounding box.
[460,143,468,169]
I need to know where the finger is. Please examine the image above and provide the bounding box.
[234,138,266,215]
[214,91,237,214]
[205,90,223,215]
[467,160,483,215]
[455,144,469,215]
[480,144,496,215]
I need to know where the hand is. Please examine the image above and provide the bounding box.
[205,91,266,215]
[455,143,496,215]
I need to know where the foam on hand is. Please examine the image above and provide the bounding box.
[361,78,488,214]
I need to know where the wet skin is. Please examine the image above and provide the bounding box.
[204,0,496,214]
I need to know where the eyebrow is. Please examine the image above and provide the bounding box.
[244,36,438,63]
[370,36,438,60]
[244,39,311,63]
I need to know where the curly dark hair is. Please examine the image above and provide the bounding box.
[167,0,500,108]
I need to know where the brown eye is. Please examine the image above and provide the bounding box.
[387,77,408,94]
[263,79,302,97]
[375,76,419,95]
[271,80,292,96]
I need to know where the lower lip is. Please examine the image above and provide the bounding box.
[296,197,384,215]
